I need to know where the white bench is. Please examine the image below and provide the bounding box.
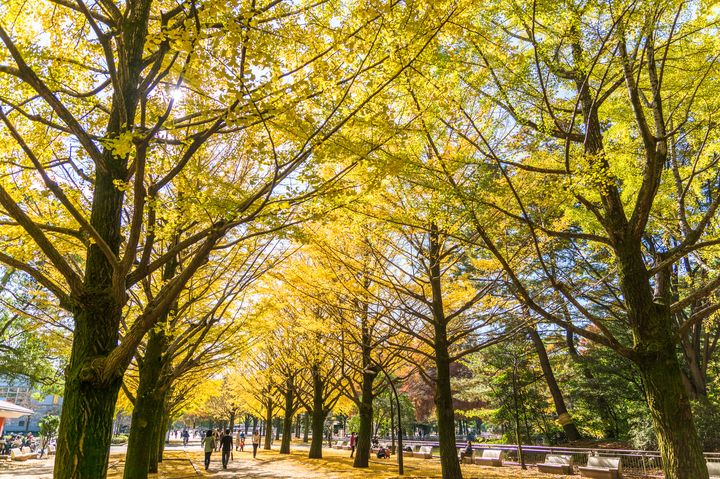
[538,454,574,475]
[416,445,433,459]
[579,456,621,479]
[10,448,36,461]
[458,447,474,464]
[403,444,422,457]
[708,461,720,479]
[474,448,503,467]
[332,440,346,449]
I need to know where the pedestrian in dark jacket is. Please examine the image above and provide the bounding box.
[220,429,233,469]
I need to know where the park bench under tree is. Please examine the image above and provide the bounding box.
[10,448,37,461]
[538,454,574,475]
[579,456,622,479]
[708,461,720,479]
[404,444,423,457]
[416,445,433,459]
[332,440,346,449]
[474,448,503,466]
[458,446,474,464]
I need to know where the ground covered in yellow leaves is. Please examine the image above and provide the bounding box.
[0,447,575,478]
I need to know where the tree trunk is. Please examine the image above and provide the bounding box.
[428,223,462,479]
[528,326,580,441]
[229,411,235,432]
[124,329,168,479]
[303,412,310,443]
[638,332,708,479]
[352,366,376,468]
[53,3,152,475]
[264,401,273,450]
[155,409,170,467]
[54,284,123,479]
[280,377,294,454]
[308,408,326,458]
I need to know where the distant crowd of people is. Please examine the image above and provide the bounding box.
[0,432,37,455]
[189,428,261,470]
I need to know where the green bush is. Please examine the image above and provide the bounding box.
[111,434,129,445]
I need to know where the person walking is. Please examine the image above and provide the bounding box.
[182,429,189,447]
[349,432,357,458]
[220,429,233,469]
[251,430,260,458]
[201,430,215,470]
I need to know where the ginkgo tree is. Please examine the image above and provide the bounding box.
[0,0,448,476]
[407,1,720,477]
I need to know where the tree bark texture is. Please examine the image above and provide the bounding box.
[428,223,463,479]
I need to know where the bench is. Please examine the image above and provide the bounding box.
[474,449,503,467]
[538,454,574,475]
[10,448,37,461]
[458,447,474,464]
[332,440,346,450]
[708,461,720,479]
[416,445,433,459]
[403,444,422,457]
[579,456,621,479]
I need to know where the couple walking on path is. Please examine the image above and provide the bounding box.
[201,429,262,470]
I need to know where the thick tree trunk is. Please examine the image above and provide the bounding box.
[54,245,123,479]
[54,364,121,479]
[264,401,273,450]
[308,408,326,458]
[124,329,168,479]
[620,250,708,479]
[53,3,152,475]
[280,378,294,454]
[352,367,376,468]
[636,321,708,479]
[528,326,580,441]
[428,223,462,479]
[309,368,327,459]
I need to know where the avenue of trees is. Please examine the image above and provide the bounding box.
[0,1,719,479]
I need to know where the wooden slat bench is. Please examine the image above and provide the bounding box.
[538,454,574,475]
[474,449,503,467]
[579,456,621,479]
